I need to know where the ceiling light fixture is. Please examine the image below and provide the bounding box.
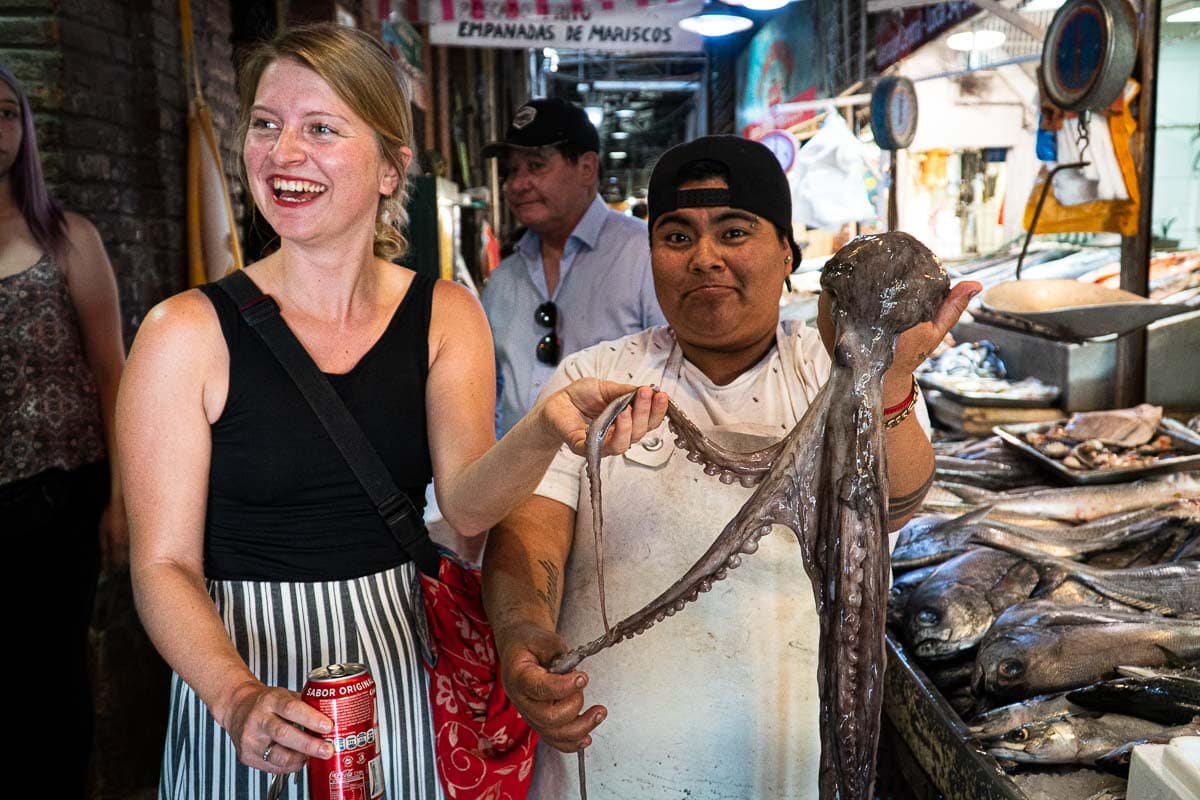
[1019,0,1066,11]
[609,151,628,160]
[611,130,630,140]
[584,105,604,127]
[678,1,753,37]
[946,29,1007,51]
[727,0,790,10]
[615,108,637,119]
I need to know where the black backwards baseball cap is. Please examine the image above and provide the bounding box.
[481,97,600,158]
[647,135,802,267]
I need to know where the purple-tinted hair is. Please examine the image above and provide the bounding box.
[0,64,67,259]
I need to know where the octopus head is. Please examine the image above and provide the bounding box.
[821,232,949,336]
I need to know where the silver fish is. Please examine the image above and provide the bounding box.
[977,537,1200,616]
[983,712,1192,765]
[887,564,937,628]
[903,548,1038,659]
[891,506,996,570]
[939,472,1200,522]
[967,512,1188,562]
[892,504,1182,571]
[934,455,1043,490]
[969,693,1079,739]
[1067,674,1200,726]
[974,601,1200,700]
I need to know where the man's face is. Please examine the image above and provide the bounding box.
[502,146,597,234]
[651,177,792,355]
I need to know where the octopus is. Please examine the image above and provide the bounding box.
[548,232,950,800]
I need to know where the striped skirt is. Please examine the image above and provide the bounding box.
[158,562,444,800]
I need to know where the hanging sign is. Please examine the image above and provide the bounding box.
[874,1,981,71]
[735,1,822,141]
[426,0,705,52]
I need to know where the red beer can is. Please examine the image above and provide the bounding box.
[302,662,384,800]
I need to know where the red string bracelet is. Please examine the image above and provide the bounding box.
[883,376,918,416]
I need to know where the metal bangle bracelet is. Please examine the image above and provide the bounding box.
[883,378,919,429]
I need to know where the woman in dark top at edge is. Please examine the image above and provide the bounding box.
[117,24,665,800]
[0,65,127,798]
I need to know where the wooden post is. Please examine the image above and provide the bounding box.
[888,151,899,232]
[483,48,501,235]
[1114,0,1160,406]
[421,31,435,156]
[437,46,451,174]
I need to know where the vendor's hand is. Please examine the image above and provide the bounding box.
[99,498,129,574]
[220,679,336,774]
[884,281,981,402]
[540,381,669,457]
[495,621,606,753]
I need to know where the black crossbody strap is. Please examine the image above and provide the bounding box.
[215,269,441,579]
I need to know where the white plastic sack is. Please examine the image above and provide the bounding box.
[1051,114,1129,206]
[790,112,877,230]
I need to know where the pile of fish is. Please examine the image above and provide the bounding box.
[890,470,1200,772]
[933,435,1050,490]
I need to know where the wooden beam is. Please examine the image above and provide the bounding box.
[1115,0,1160,406]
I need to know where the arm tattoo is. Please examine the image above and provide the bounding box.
[888,471,934,523]
[534,558,561,619]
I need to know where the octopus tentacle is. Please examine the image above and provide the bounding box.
[584,390,641,636]
[665,405,788,488]
[550,394,831,675]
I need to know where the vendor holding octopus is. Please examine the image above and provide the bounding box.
[482,135,981,799]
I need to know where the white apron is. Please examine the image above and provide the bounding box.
[531,345,822,800]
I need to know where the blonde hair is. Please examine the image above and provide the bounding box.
[236,23,413,261]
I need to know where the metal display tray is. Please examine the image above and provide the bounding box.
[916,374,1060,408]
[993,419,1200,485]
[883,634,1027,800]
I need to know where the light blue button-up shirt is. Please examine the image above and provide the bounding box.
[482,195,666,436]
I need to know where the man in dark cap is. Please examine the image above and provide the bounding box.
[482,135,978,797]
[482,98,665,436]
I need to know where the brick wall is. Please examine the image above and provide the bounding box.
[2,3,238,797]
[1,0,240,345]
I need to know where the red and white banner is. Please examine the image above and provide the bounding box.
[425,0,705,52]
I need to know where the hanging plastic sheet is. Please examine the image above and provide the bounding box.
[790,112,877,230]
[1022,80,1141,236]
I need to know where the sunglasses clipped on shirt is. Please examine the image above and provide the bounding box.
[535,301,560,365]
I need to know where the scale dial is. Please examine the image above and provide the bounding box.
[871,76,918,151]
[759,130,797,172]
[1042,0,1138,112]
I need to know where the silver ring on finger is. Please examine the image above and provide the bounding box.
[262,742,275,763]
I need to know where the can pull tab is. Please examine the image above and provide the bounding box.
[266,771,289,800]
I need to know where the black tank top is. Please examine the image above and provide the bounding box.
[198,272,435,581]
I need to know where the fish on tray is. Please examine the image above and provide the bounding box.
[891,503,1192,571]
[932,472,1200,522]
[981,711,1199,766]
[1067,672,1200,726]
[902,548,1038,659]
[973,535,1200,617]
[973,601,1200,701]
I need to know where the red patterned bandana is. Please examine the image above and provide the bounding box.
[420,558,538,799]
